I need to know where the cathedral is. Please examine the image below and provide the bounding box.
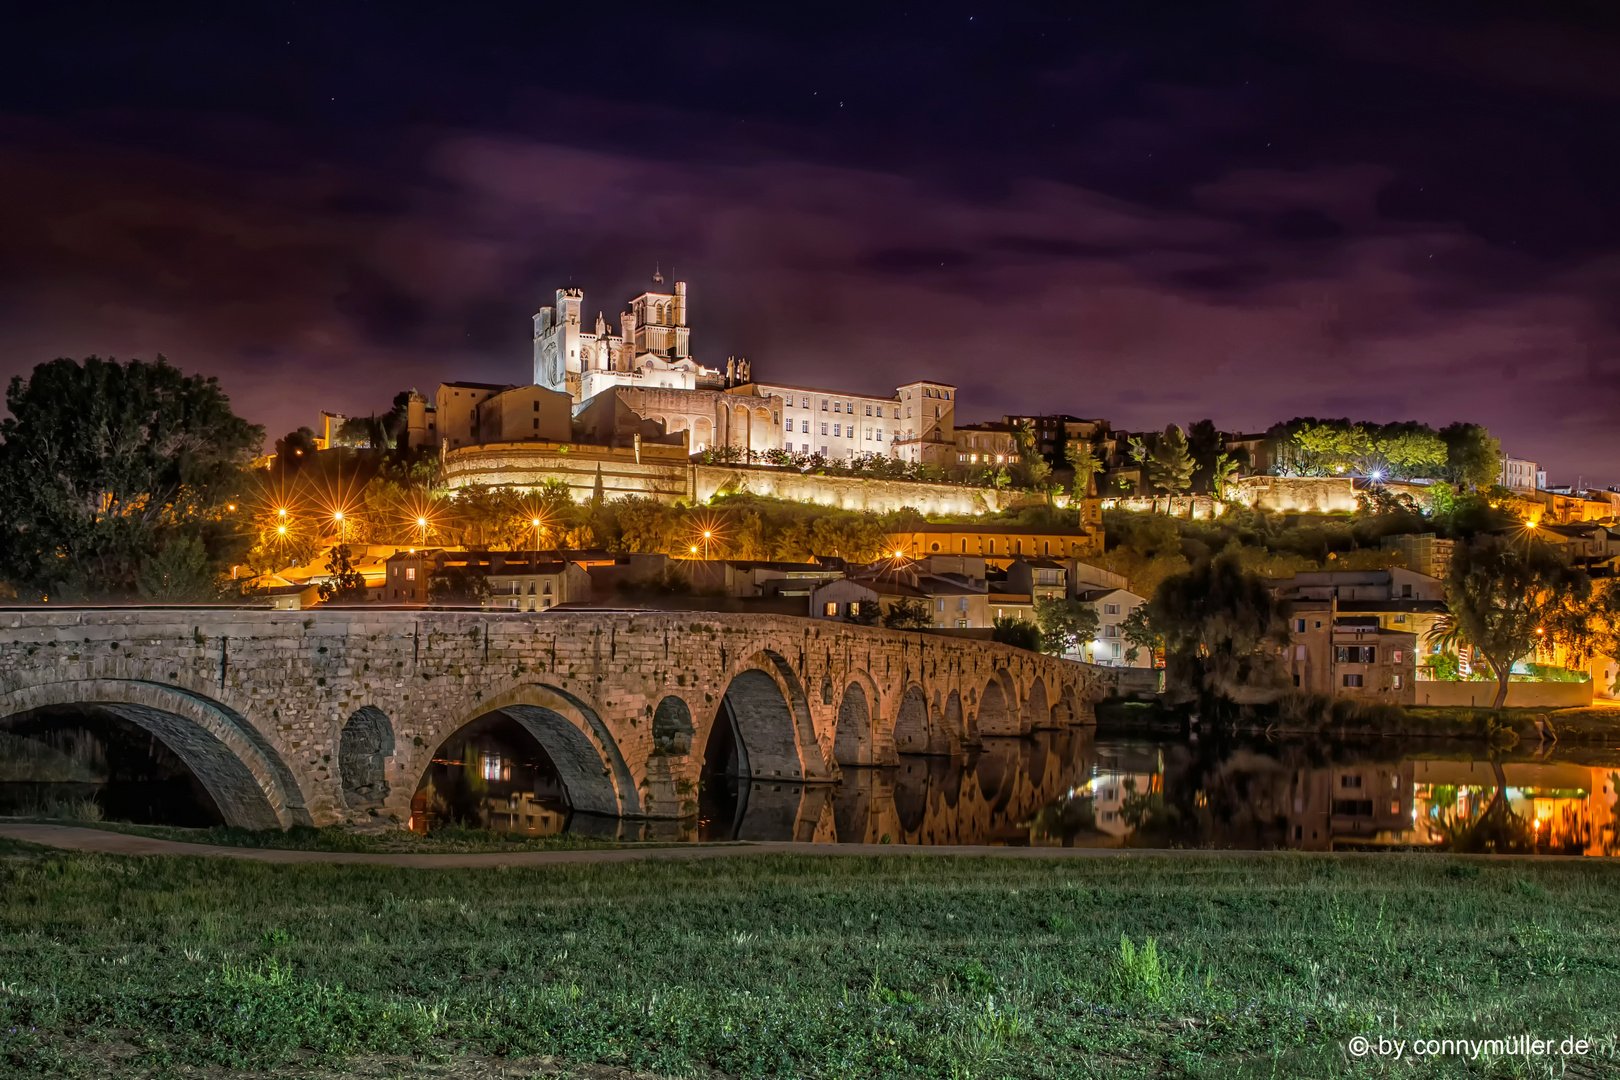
[518,271,980,466]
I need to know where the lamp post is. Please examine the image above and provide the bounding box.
[333,510,345,544]
[532,517,543,554]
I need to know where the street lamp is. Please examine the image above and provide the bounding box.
[333,510,345,544]
[532,517,543,553]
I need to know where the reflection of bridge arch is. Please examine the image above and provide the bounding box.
[0,679,308,830]
[421,684,638,816]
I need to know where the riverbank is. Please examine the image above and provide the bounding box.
[1,839,1615,1079]
[1098,696,1620,747]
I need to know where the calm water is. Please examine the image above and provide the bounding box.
[5,712,1616,855]
[407,723,1620,854]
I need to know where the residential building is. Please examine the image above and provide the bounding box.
[894,521,1104,564]
[436,381,517,450]
[1285,611,1417,703]
[1273,569,1446,672]
[1499,456,1545,492]
[1000,414,1111,467]
[382,550,594,608]
[1378,533,1456,580]
[749,382,907,460]
[1005,558,1068,603]
[1521,522,1620,570]
[954,421,1018,470]
[809,579,881,622]
[1076,586,1149,667]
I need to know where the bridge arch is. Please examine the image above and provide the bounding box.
[1023,678,1052,731]
[832,674,878,766]
[652,695,695,754]
[0,679,308,830]
[703,651,820,780]
[423,684,638,817]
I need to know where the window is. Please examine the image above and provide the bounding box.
[876,428,883,440]
[893,407,900,418]
[1393,674,1403,689]
[846,401,854,413]
[824,602,838,616]
[1343,673,1364,687]
[1104,625,1118,638]
[833,424,841,437]
[865,403,873,416]
[1292,618,1306,633]
[1110,642,1121,658]
[821,422,829,435]
[800,420,809,433]
[1392,650,1403,662]
[833,401,841,413]
[801,443,809,453]
[958,597,968,611]
[821,399,828,410]
[1335,646,1376,663]
[406,568,416,581]
[820,445,827,455]
[1294,644,1307,659]
[1340,775,1363,788]
[936,599,945,612]
[1104,603,1120,615]
[532,401,539,412]
[533,418,539,429]
[801,396,809,408]
[1394,614,1407,624]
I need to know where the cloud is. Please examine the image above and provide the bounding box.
[1,116,1617,484]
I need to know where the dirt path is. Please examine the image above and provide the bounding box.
[0,822,1183,867]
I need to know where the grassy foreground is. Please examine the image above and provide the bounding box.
[0,842,1617,1079]
[11,820,643,854]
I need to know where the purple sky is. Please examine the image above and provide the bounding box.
[4,3,1620,484]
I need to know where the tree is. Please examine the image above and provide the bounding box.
[317,544,368,602]
[428,565,492,605]
[1147,425,1196,495]
[1444,532,1591,709]
[136,534,218,601]
[1033,595,1100,657]
[1010,421,1053,491]
[847,600,880,626]
[992,616,1041,651]
[1120,605,1163,667]
[1064,440,1101,497]
[1208,452,1240,500]
[883,596,932,630]
[0,356,262,601]
[1149,552,1291,704]
[1439,422,1504,490]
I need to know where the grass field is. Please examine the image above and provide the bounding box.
[0,839,1616,1079]
[10,820,647,855]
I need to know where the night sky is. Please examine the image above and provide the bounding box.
[4,2,1620,483]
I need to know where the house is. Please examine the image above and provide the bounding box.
[382,549,593,609]
[1005,558,1068,603]
[1076,587,1150,667]
[809,579,880,622]
[1286,613,1417,703]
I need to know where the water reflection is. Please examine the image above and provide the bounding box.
[0,712,221,826]
[409,713,570,835]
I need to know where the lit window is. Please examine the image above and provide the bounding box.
[1104,603,1119,615]
[1393,675,1403,689]
[824,602,838,616]
[406,568,416,581]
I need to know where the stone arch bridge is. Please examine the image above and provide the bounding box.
[0,609,1114,831]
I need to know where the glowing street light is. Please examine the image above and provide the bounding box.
[333,509,346,543]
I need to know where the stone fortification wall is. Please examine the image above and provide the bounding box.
[692,465,1023,516]
[444,443,1034,517]
[1229,475,1358,514]
[443,442,692,502]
